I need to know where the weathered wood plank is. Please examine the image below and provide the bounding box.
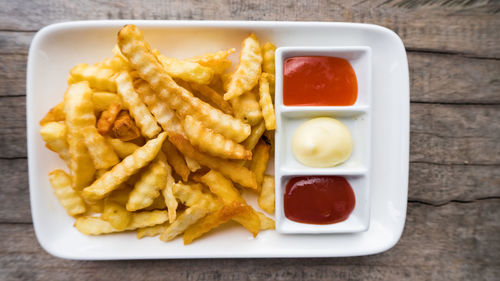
[0,96,26,158]
[408,52,500,104]
[1,200,498,280]
[0,159,30,223]
[0,0,498,57]
[409,162,500,204]
[0,54,26,97]
[410,103,500,165]
[3,157,498,223]
[0,31,32,55]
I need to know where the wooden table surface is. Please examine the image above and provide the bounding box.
[1,1,499,280]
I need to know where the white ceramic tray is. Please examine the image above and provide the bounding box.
[27,20,409,259]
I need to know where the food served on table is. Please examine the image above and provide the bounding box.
[40,24,277,244]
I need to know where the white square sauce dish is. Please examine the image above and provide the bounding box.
[27,20,409,259]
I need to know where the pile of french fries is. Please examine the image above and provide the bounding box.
[39,25,277,244]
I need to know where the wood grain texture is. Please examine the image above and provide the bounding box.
[1,200,499,281]
[0,0,499,57]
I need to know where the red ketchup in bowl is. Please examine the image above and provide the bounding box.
[284,176,355,224]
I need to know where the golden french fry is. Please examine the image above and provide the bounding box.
[48,170,86,216]
[143,193,167,210]
[40,122,70,164]
[83,198,104,213]
[97,103,121,135]
[154,50,214,84]
[160,157,177,222]
[182,115,252,160]
[99,54,130,72]
[250,140,271,187]
[115,71,161,138]
[40,102,65,125]
[258,175,275,214]
[162,139,190,182]
[183,202,248,244]
[110,111,141,141]
[102,200,132,230]
[107,184,133,205]
[160,205,208,241]
[189,83,233,115]
[223,34,262,100]
[118,25,250,143]
[261,42,276,74]
[69,63,116,92]
[81,126,120,169]
[137,223,169,239]
[172,182,219,209]
[74,210,168,235]
[64,82,96,189]
[230,90,263,126]
[184,156,201,172]
[134,79,185,136]
[200,170,260,236]
[82,132,167,200]
[106,137,140,159]
[169,134,258,190]
[187,48,235,74]
[242,122,266,151]
[126,153,168,211]
[256,212,275,230]
[258,73,276,130]
[92,92,122,112]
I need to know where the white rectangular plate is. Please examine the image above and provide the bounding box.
[27,20,409,259]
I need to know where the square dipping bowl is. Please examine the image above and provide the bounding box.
[274,46,372,234]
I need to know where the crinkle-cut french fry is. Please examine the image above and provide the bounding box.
[261,42,276,74]
[134,79,185,137]
[184,156,201,172]
[40,122,70,164]
[112,44,128,61]
[154,50,214,84]
[118,25,250,143]
[126,152,168,211]
[115,71,161,138]
[82,132,167,200]
[82,126,120,169]
[162,139,190,182]
[256,211,275,230]
[200,170,260,236]
[64,82,96,189]
[83,198,104,213]
[40,102,65,125]
[242,122,266,151]
[160,156,177,222]
[69,63,117,92]
[137,223,169,239]
[258,175,275,214]
[95,168,109,179]
[111,111,141,141]
[92,92,122,112]
[172,182,219,210]
[182,115,252,160]
[183,202,248,244]
[160,205,207,241]
[48,170,86,216]
[169,134,258,190]
[250,140,271,188]
[144,193,167,211]
[189,83,233,115]
[186,48,236,74]
[229,90,263,126]
[102,200,132,230]
[223,34,262,100]
[97,103,121,135]
[99,54,130,72]
[106,137,140,159]
[258,73,276,130]
[107,184,133,205]
[74,210,168,235]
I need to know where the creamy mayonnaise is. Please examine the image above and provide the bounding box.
[291,117,353,167]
